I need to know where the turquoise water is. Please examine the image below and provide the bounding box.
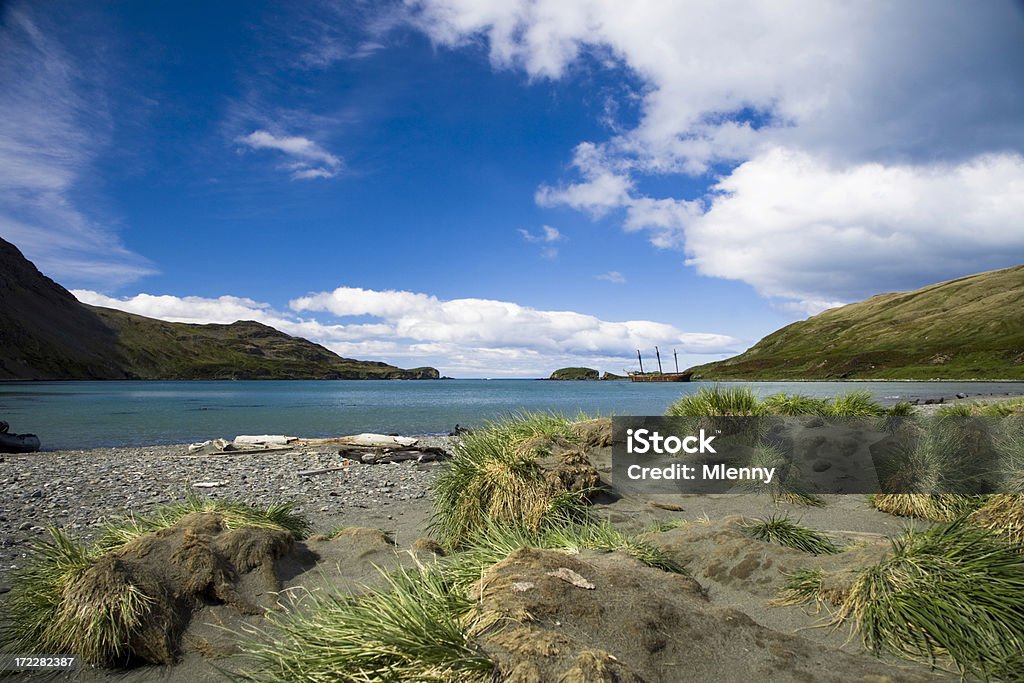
[2,380,1022,450]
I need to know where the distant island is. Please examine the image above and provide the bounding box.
[548,367,628,381]
[0,238,438,381]
[549,367,599,380]
[687,264,1024,380]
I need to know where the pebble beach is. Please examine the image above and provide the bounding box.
[0,436,454,591]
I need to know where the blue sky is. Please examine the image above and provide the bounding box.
[3,1,1024,377]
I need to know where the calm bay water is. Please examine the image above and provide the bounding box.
[2,379,1023,450]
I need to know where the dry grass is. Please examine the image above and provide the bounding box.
[969,494,1024,546]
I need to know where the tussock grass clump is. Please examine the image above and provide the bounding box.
[2,499,309,667]
[1,529,115,663]
[646,518,689,533]
[939,398,1024,418]
[872,418,993,520]
[739,515,841,555]
[99,496,309,551]
[444,517,684,590]
[762,393,829,416]
[936,403,975,417]
[238,567,494,683]
[774,568,848,611]
[885,401,916,416]
[993,416,1024,493]
[666,385,764,417]
[431,412,591,547]
[970,494,1024,546]
[758,391,886,417]
[870,493,981,521]
[835,520,1024,678]
[825,391,885,417]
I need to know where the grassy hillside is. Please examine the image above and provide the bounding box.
[0,237,437,380]
[549,367,600,380]
[92,307,439,380]
[688,265,1024,380]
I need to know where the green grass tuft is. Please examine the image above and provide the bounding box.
[969,494,1024,547]
[237,566,494,683]
[762,393,829,416]
[430,412,588,547]
[666,385,764,417]
[2,499,311,667]
[1,529,103,661]
[442,516,685,590]
[885,401,917,416]
[775,568,831,609]
[739,515,841,555]
[825,391,885,417]
[835,520,1024,678]
[97,495,309,552]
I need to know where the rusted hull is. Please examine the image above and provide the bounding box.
[629,372,692,382]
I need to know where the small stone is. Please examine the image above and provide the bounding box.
[812,460,832,473]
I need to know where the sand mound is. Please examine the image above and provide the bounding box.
[646,516,889,599]
[472,547,934,682]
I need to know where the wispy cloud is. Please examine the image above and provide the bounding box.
[74,285,739,377]
[236,129,343,180]
[596,271,626,284]
[0,2,154,289]
[518,225,565,258]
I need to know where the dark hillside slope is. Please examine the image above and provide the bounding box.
[0,237,437,380]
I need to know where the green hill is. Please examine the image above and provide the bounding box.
[0,237,438,381]
[688,265,1024,380]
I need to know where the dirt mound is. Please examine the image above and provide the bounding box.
[647,516,890,598]
[62,512,303,666]
[473,547,932,682]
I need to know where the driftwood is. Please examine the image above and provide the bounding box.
[296,461,358,477]
[233,434,296,447]
[300,433,418,448]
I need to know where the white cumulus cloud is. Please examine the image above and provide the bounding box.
[74,286,738,376]
[406,0,1024,310]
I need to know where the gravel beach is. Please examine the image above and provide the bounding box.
[0,436,454,590]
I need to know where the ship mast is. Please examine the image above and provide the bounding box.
[655,346,664,374]
[637,349,645,374]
